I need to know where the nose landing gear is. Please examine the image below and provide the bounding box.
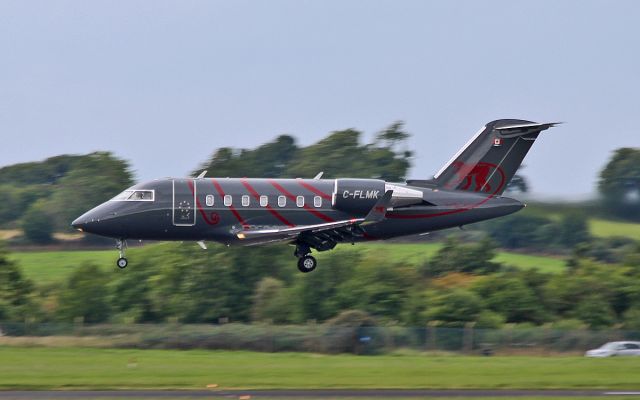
[116,239,128,269]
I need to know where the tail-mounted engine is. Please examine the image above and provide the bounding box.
[332,179,427,215]
[332,179,386,215]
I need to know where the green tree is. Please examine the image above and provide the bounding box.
[57,264,111,323]
[376,121,409,148]
[21,201,54,244]
[505,166,529,193]
[556,212,592,248]
[195,135,298,178]
[573,294,616,328]
[483,214,555,249]
[598,147,640,221]
[111,256,162,323]
[544,259,626,324]
[109,242,293,324]
[46,152,133,231]
[0,244,35,321]
[473,274,547,323]
[0,154,83,185]
[292,252,359,322]
[0,185,19,225]
[475,310,506,329]
[622,307,640,331]
[175,255,234,323]
[195,122,412,181]
[251,277,292,323]
[423,289,483,327]
[288,124,411,181]
[421,237,501,277]
[336,262,418,321]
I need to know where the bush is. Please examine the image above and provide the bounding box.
[57,263,111,323]
[420,237,501,277]
[21,203,54,244]
[324,310,382,354]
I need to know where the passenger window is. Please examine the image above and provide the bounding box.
[205,195,214,207]
[314,196,322,208]
[296,196,304,208]
[278,195,286,207]
[224,195,232,207]
[260,195,268,207]
[242,195,250,207]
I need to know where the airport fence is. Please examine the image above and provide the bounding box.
[0,322,638,355]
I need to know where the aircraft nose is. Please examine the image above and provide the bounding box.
[71,207,105,233]
[71,213,93,232]
[70,202,126,237]
[71,216,85,231]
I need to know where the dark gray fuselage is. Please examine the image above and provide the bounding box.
[72,177,523,247]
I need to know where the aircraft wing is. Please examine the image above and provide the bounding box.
[236,190,393,246]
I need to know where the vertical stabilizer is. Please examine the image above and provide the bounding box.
[431,119,559,195]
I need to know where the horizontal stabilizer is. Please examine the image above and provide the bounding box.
[495,122,562,137]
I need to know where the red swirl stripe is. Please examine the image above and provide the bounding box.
[297,180,332,200]
[241,179,295,227]
[210,178,248,228]
[187,180,220,225]
[269,179,335,223]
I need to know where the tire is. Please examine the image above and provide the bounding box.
[117,257,128,269]
[297,255,317,273]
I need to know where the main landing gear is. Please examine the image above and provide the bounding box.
[294,243,317,273]
[116,239,128,269]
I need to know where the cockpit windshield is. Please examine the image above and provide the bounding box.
[111,190,155,202]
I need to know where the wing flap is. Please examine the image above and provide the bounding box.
[236,218,363,241]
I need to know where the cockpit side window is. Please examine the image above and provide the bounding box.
[111,189,155,202]
[111,190,134,201]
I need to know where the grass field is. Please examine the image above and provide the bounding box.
[520,204,640,240]
[8,242,567,284]
[330,243,566,273]
[10,242,564,284]
[0,347,639,390]
[8,250,116,284]
[589,218,640,239]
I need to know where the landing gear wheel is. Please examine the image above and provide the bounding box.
[117,257,128,269]
[115,239,128,269]
[297,255,317,273]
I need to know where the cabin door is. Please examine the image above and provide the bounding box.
[172,179,196,226]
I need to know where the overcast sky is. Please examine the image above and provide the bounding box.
[1,0,638,198]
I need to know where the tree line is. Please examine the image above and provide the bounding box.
[2,235,640,330]
[0,153,132,243]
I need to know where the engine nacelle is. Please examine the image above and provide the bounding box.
[332,178,386,215]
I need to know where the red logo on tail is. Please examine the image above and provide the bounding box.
[448,161,505,193]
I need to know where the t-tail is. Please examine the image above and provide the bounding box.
[410,119,559,196]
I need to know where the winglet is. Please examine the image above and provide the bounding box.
[363,190,393,224]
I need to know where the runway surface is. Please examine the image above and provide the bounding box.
[1,390,640,398]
